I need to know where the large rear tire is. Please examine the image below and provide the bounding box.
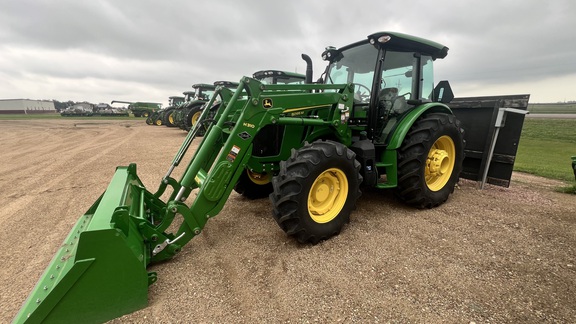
[395,113,465,208]
[162,108,176,127]
[234,169,273,199]
[270,140,362,244]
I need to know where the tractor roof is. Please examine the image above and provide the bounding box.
[213,81,240,88]
[192,83,217,90]
[253,70,305,80]
[169,96,185,99]
[323,31,448,61]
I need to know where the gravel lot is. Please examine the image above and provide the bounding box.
[1,119,575,323]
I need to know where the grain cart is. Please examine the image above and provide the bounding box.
[111,100,162,117]
[14,31,465,323]
[147,96,185,125]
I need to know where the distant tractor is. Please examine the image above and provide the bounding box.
[111,100,162,118]
[172,84,216,131]
[147,96,185,125]
[163,91,194,127]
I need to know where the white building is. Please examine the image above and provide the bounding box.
[0,99,56,114]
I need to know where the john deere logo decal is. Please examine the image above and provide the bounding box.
[262,98,273,108]
[238,131,251,140]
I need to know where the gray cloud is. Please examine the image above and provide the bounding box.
[1,0,575,104]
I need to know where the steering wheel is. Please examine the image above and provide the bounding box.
[352,83,371,103]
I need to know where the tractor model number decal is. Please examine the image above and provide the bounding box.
[262,98,273,108]
[226,145,241,162]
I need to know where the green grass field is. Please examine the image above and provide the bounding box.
[515,118,576,183]
[527,103,576,114]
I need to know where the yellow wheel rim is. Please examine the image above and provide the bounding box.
[308,168,348,224]
[425,135,456,191]
[192,111,201,126]
[246,170,271,185]
[143,112,149,117]
[169,114,174,124]
[155,119,162,126]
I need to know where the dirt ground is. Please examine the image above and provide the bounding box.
[1,119,575,323]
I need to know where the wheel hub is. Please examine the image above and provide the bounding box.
[308,168,348,223]
[425,135,456,191]
[192,112,201,126]
[246,170,271,185]
[427,149,450,176]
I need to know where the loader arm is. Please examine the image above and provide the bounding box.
[158,77,356,250]
[14,77,355,323]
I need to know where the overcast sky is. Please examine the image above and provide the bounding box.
[1,0,574,105]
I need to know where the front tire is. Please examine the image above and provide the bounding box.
[162,108,176,127]
[270,140,362,244]
[234,169,273,199]
[395,113,465,208]
[185,105,202,131]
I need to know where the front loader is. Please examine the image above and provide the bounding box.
[14,31,465,323]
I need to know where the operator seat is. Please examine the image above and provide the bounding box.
[378,87,408,116]
[375,87,409,143]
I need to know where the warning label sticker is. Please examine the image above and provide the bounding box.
[226,145,241,162]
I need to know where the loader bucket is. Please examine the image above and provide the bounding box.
[14,164,155,324]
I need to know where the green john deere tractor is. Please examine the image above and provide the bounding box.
[186,80,243,136]
[147,96,185,126]
[172,84,216,131]
[14,31,465,323]
[162,91,194,127]
[111,100,162,118]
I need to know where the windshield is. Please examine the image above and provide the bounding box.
[326,43,379,103]
[276,76,304,84]
[258,76,275,85]
[196,89,214,101]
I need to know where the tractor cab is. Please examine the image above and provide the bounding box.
[183,91,195,104]
[168,96,185,107]
[321,32,449,143]
[191,83,216,101]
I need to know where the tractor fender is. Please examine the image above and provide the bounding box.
[386,102,453,150]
